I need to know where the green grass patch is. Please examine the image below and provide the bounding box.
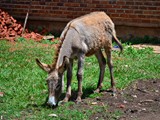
[0,40,160,119]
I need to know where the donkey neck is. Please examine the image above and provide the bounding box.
[55,39,72,69]
[54,21,73,69]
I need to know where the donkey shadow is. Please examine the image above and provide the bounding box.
[61,86,95,102]
[39,86,95,109]
[40,86,114,109]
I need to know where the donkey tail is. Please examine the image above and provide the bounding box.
[112,33,123,53]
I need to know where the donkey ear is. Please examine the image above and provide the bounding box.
[59,56,69,74]
[36,59,52,73]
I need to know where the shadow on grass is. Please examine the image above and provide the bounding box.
[121,35,160,45]
[36,86,95,109]
[27,86,114,110]
[58,86,95,102]
[71,86,95,101]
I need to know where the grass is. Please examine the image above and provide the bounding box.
[0,39,160,119]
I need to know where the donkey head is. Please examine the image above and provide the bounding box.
[36,57,69,106]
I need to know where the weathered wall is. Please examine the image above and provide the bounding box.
[0,0,160,38]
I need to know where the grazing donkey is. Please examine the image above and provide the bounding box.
[36,12,123,106]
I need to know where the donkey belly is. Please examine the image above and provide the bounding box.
[84,36,106,57]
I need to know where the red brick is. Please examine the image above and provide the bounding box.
[130,6,139,9]
[80,3,87,7]
[147,7,157,10]
[134,10,143,14]
[57,3,64,6]
[64,3,80,7]
[82,8,91,11]
[143,11,153,15]
[100,1,109,4]
[150,19,160,24]
[121,5,131,9]
[125,10,134,13]
[128,14,138,19]
[135,2,144,5]
[96,4,104,8]
[108,9,116,13]
[144,2,153,6]
[116,1,125,5]
[130,19,140,23]
[92,0,100,4]
[111,14,120,18]
[141,19,151,23]
[74,7,83,11]
[138,15,148,18]
[112,5,121,8]
[116,9,124,13]
[138,6,148,10]
[119,14,129,18]
[103,4,113,8]
[126,2,134,5]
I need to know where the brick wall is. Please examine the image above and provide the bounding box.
[0,0,160,37]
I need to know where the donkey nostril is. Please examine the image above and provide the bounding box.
[47,96,57,106]
[47,101,56,106]
[47,101,55,106]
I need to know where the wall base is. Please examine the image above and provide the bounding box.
[25,19,160,41]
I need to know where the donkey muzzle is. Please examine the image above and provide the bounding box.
[47,96,57,106]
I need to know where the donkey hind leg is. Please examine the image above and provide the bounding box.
[104,48,116,95]
[75,54,85,103]
[94,50,106,93]
[63,59,73,102]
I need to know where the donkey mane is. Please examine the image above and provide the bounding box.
[52,22,73,68]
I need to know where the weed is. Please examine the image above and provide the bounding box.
[16,37,26,42]
[41,39,60,45]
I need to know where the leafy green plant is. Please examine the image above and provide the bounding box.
[16,37,26,42]
[41,39,60,45]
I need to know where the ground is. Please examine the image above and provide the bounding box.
[132,44,160,54]
[0,40,159,119]
[67,79,160,120]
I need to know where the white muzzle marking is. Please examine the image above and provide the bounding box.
[48,96,57,106]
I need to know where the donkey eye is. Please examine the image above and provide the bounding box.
[56,84,61,90]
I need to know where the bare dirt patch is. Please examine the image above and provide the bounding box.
[132,44,160,54]
[68,79,160,120]
[117,79,160,120]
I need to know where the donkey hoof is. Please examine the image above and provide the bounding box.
[58,101,64,106]
[59,100,68,105]
[112,92,117,97]
[94,89,100,93]
[75,98,82,104]
[75,101,81,104]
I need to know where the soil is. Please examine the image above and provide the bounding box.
[68,79,160,120]
[132,44,160,54]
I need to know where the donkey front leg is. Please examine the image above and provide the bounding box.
[94,50,106,93]
[63,59,73,102]
[76,55,85,103]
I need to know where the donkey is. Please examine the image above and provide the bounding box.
[36,12,123,106]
